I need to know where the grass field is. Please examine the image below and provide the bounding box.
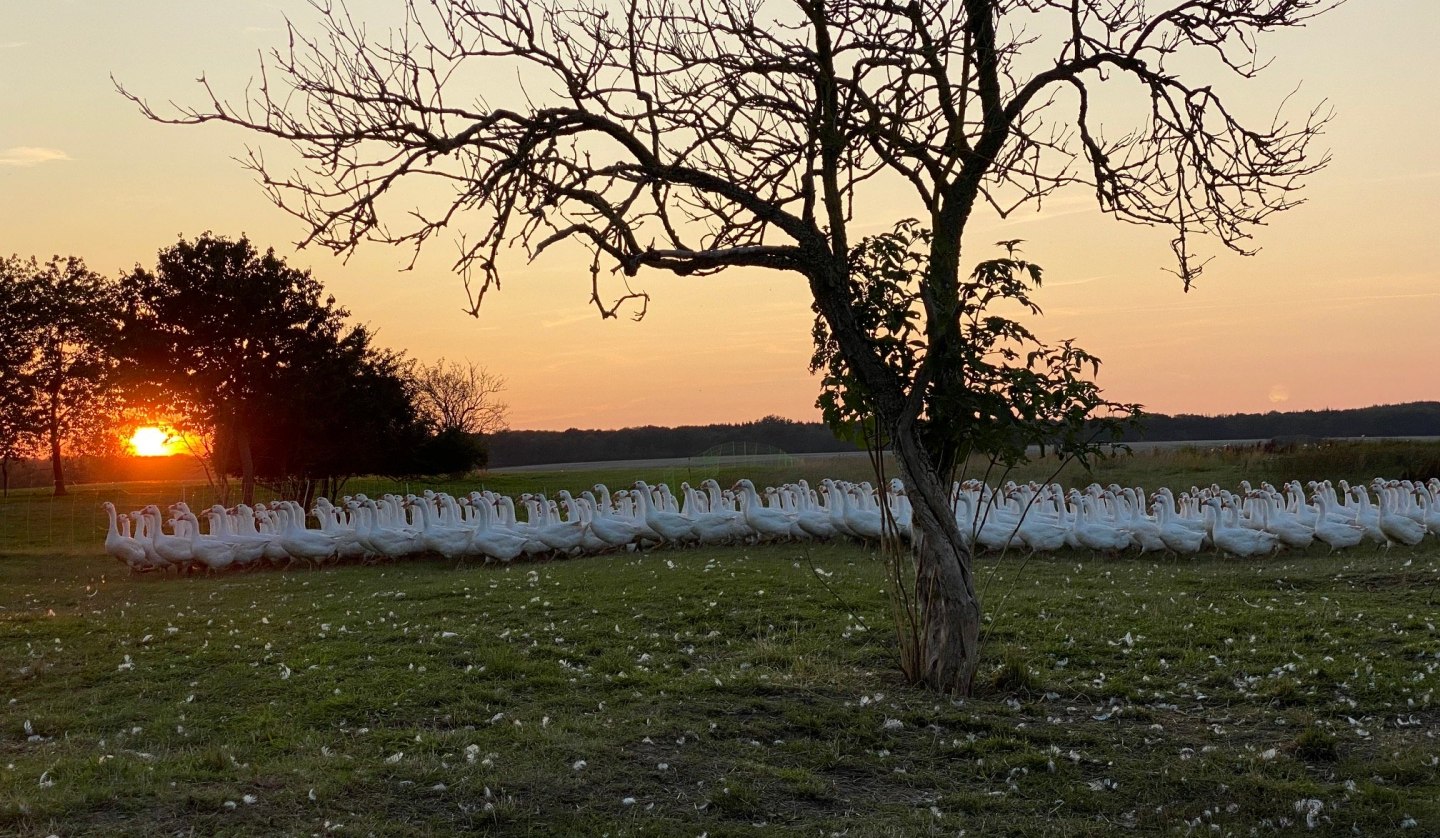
[3,443,1439,835]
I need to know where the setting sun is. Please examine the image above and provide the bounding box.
[129,426,172,457]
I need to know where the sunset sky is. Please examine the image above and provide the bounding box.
[3,1,1436,431]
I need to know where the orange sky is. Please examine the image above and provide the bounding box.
[3,2,1436,431]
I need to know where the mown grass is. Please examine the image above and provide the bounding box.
[3,443,1440,835]
[3,540,1439,835]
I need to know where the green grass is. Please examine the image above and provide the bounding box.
[3,444,1440,834]
[4,541,1439,834]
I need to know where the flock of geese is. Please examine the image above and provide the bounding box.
[102,476,1440,573]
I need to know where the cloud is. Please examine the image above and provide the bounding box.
[0,146,71,167]
[0,42,26,50]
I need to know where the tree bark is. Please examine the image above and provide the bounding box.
[47,384,66,497]
[892,421,982,695]
[237,422,256,506]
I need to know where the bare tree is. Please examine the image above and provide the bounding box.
[412,358,510,435]
[122,0,1339,694]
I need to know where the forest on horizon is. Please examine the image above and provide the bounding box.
[483,401,1440,468]
[4,401,1436,489]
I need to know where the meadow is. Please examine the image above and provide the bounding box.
[2,442,1439,835]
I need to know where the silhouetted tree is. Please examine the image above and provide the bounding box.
[1,255,121,496]
[120,234,366,503]
[127,0,1339,694]
[227,327,430,506]
[0,258,45,496]
[412,358,509,436]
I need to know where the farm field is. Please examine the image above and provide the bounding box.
[3,443,1440,835]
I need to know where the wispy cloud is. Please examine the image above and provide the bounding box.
[1045,273,1110,288]
[0,42,26,50]
[0,146,71,167]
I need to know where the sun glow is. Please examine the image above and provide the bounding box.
[129,426,174,457]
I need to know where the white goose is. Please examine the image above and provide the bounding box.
[529,491,589,553]
[733,479,796,541]
[354,499,425,561]
[1254,494,1314,550]
[179,511,238,572]
[579,490,645,549]
[103,502,153,572]
[202,505,270,566]
[1311,493,1364,553]
[413,497,474,559]
[1376,486,1426,547]
[466,497,529,562]
[634,482,698,544]
[1069,494,1130,553]
[1153,501,1205,555]
[145,505,195,570]
[276,501,339,566]
[1205,499,1279,558]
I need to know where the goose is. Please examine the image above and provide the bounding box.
[200,505,269,566]
[276,501,339,566]
[1255,495,1314,550]
[129,510,169,569]
[412,498,474,559]
[1153,488,1209,540]
[315,497,369,560]
[634,482,698,544]
[1415,489,1440,538]
[1311,493,1364,553]
[1116,489,1166,553]
[1345,488,1387,546]
[231,504,288,565]
[822,479,860,539]
[733,479,797,541]
[595,483,660,542]
[686,485,750,545]
[1206,499,1279,558]
[103,502,153,572]
[517,493,587,554]
[1011,491,1070,554]
[1376,487,1426,547]
[467,498,530,562]
[1069,494,1130,553]
[353,500,425,560]
[841,484,887,542]
[579,491,645,549]
[885,479,914,541]
[145,505,195,570]
[790,483,838,540]
[1153,501,1205,555]
[178,511,238,572]
[966,492,1021,552]
[563,493,615,553]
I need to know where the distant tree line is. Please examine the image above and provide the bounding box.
[1112,402,1440,443]
[486,404,1440,469]
[488,416,855,467]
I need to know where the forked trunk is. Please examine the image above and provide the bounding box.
[892,428,982,695]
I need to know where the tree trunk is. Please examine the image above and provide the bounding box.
[2,453,9,498]
[47,385,66,497]
[237,422,256,506]
[891,425,982,695]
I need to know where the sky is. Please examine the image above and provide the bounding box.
[2,1,1437,431]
